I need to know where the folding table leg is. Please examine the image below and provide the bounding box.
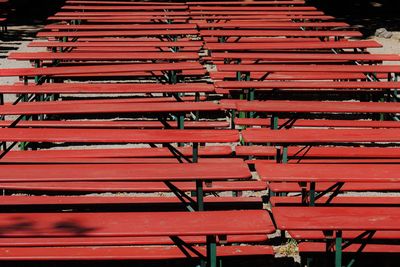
[335,231,343,267]
[207,235,217,267]
[192,142,204,211]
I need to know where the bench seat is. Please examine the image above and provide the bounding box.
[299,242,400,253]
[0,128,239,143]
[211,52,400,62]
[217,64,400,74]
[0,82,214,94]
[37,29,198,38]
[242,128,400,144]
[0,209,274,237]
[0,162,251,182]
[236,146,400,159]
[29,41,203,48]
[0,101,221,116]
[200,30,362,38]
[216,81,400,90]
[256,163,400,183]
[268,182,400,193]
[0,180,267,193]
[0,62,204,77]
[0,120,229,129]
[270,196,400,206]
[0,245,274,261]
[197,22,349,29]
[6,145,232,158]
[205,40,381,51]
[211,72,388,81]
[9,52,200,61]
[234,118,400,129]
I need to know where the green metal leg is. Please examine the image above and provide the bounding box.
[192,142,203,211]
[282,146,288,164]
[206,235,217,267]
[196,180,204,211]
[335,231,343,267]
[309,182,316,206]
[271,115,279,130]
[230,110,236,130]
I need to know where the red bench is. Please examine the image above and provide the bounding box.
[187,1,306,5]
[37,29,198,38]
[9,52,200,62]
[0,210,274,264]
[205,40,382,51]
[200,30,362,38]
[273,207,400,267]
[197,21,349,29]
[234,118,400,129]
[0,82,214,94]
[211,52,400,63]
[257,163,400,205]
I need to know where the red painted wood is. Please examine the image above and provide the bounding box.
[67,1,185,5]
[236,146,400,158]
[0,245,274,260]
[270,196,400,206]
[234,118,400,128]
[191,15,334,20]
[0,196,261,206]
[217,64,400,73]
[191,11,325,15]
[242,128,400,144]
[216,81,400,89]
[273,207,400,230]
[0,62,203,77]
[0,235,267,247]
[45,24,196,30]
[0,128,239,143]
[190,6,316,11]
[0,83,214,94]
[212,72,388,81]
[62,5,188,10]
[269,182,400,193]
[29,41,203,47]
[9,52,199,61]
[197,22,349,28]
[0,162,251,182]
[0,157,243,164]
[49,16,189,21]
[0,120,229,129]
[0,210,274,237]
[290,230,400,240]
[188,1,305,5]
[6,146,232,159]
[0,181,267,193]
[0,101,220,115]
[201,30,362,37]
[234,100,400,113]
[299,242,400,253]
[55,11,190,16]
[205,41,381,50]
[37,29,198,38]
[256,163,400,183]
[211,53,399,61]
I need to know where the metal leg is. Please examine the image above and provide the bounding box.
[282,146,288,164]
[206,235,217,267]
[309,182,316,206]
[335,231,343,267]
[192,142,203,211]
[196,180,204,211]
[271,114,279,130]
